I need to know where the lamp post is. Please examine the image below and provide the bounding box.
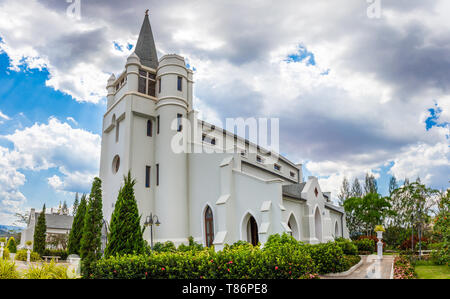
[144,213,161,250]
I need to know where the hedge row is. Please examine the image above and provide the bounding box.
[87,234,360,279]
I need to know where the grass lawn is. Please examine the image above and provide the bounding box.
[414,261,450,279]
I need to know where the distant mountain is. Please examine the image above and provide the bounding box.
[0,225,24,236]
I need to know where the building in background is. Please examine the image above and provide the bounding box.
[19,207,73,250]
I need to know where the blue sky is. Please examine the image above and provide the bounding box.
[0,51,104,224]
[0,0,448,226]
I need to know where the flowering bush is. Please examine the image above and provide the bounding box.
[399,235,429,251]
[305,242,347,274]
[393,256,417,279]
[88,235,319,279]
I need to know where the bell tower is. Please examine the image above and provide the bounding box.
[100,10,194,245]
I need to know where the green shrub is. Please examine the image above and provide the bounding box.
[152,241,177,253]
[335,238,358,255]
[7,237,17,253]
[431,245,449,266]
[23,261,70,279]
[178,236,204,252]
[0,259,20,279]
[88,235,318,279]
[42,249,69,260]
[2,248,10,260]
[353,239,375,253]
[15,249,41,262]
[342,255,361,271]
[306,242,346,274]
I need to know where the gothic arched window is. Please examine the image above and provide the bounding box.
[204,206,214,247]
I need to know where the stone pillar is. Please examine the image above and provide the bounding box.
[377,231,383,259]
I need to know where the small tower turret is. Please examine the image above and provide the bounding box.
[154,54,190,243]
[126,52,140,92]
[106,74,116,109]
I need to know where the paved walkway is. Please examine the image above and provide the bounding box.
[322,255,395,279]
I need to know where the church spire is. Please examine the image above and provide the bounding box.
[134,10,159,69]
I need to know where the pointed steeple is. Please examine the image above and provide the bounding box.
[134,10,158,69]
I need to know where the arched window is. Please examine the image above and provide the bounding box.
[204,206,214,247]
[112,155,120,174]
[288,214,300,240]
[314,207,322,242]
[248,216,259,246]
[147,120,152,137]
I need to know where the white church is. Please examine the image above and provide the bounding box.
[99,12,349,250]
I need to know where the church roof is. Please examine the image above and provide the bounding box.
[134,12,159,69]
[282,183,307,200]
[34,213,74,230]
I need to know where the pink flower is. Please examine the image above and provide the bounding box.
[161,267,165,271]
[145,272,148,276]
[275,266,278,270]
[228,268,230,272]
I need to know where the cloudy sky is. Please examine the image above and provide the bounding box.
[0,0,448,226]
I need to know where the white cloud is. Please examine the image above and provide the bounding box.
[2,117,101,194]
[389,142,450,187]
[0,110,10,120]
[66,117,78,126]
[0,146,27,225]
[0,0,448,205]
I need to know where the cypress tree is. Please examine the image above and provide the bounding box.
[80,177,103,277]
[105,171,145,257]
[7,237,17,253]
[33,204,47,255]
[68,194,87,255]
[73,192,79,216]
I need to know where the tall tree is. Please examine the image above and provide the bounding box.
[33,204,47,255]
[105,172,145,257]
[73,192,79,216]
[80,178,103,277]
[351,178,363,198]
[344,193,393,236]
[68,194,87,255]
[364,173,378,195]
[387,176,400,227]
[389,176,398,196]
[338,177,351,206]
[392,181,438,231]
